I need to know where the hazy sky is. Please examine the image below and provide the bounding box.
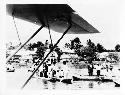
[6,0,120,50]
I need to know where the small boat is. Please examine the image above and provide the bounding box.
[72,76,113,82]
[61,79,72,84]
[105,66,120,87]
[48,77,60,82]
[34,74,73,84]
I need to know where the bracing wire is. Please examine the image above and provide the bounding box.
[46,16,53,45]
[12,12,22,45]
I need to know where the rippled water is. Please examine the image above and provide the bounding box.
[6,68,119,90]
[31,78,118,90]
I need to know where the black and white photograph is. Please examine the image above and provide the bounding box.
[2,0,124,94]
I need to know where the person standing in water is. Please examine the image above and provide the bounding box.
[51,59,57,78]
[43,62,48,78]
[88,60,94,76]
[96,64,101,77]
[90,64,94,76]
[62,61,70,79]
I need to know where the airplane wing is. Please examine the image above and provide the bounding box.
[6,4,99,34]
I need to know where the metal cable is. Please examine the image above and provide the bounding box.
[46,16,53,45]
[12,13,22,45]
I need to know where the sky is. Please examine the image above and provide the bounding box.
[6,0,121,50]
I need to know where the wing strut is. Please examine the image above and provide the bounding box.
[21,21,72,89]
[6,25,44,63]
[46,16,53,45]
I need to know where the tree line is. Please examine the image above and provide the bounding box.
[24,37,120,61]
[65,37,120,61]
[6,37,120,62]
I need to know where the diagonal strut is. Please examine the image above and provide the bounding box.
[21,22,72,89]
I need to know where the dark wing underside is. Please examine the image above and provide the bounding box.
[6,4,99,34]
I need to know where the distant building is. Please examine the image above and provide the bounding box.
[96,52,108,61]
[7,48,37,65]
[61,48,79,62]
[44,49,58,64]
[96,52,120,64]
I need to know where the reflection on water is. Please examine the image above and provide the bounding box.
[6,68,120,90]
[88,82,94,88]
[42,79,48,89]
[35,78,118,90]
[52,82,56,89]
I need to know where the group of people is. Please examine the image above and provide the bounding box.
[31,57,117,81]
[37,59,70,79]
[87,60,103,77]
[87,60,116,77]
